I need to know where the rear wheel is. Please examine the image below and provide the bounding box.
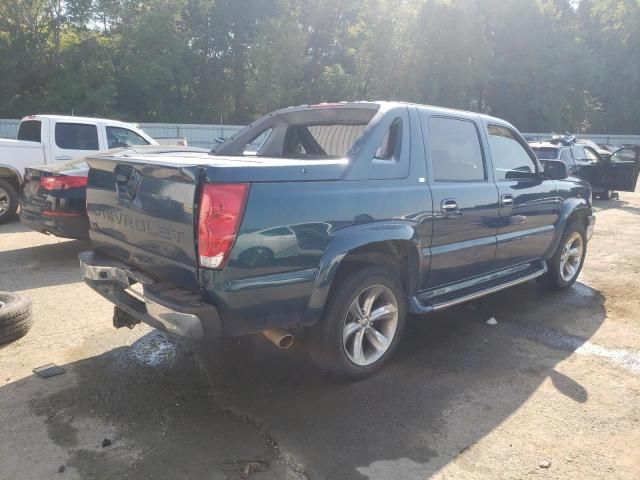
[540,220,587,290]
[0,179,18,224]
[307,265,406,379]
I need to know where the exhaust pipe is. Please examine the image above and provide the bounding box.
[262,328,294,349]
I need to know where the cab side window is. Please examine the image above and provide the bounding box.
[560,148,573,163]
[571,147,588,163]
[488,125,537,181]
[610,148,636,164]
[55,123,99,150]
[428,117,485,182]
[584,148,599,162]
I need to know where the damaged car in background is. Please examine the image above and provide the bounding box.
[529,134,640,200]
[20,146,209,239]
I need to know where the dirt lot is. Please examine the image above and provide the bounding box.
[1,186,639,480]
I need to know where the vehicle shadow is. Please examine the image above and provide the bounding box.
[201,280,607,479]
[0,331,292,480]
[0,215,26,233]
[0,281,606,480]
[593,198,640,216]
[0,239,90,290]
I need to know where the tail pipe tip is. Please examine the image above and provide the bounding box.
[262,328,294,349]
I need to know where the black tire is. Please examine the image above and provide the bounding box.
[540,220,587,290]
[599,189,612,200]
[0,179,19,224]
[0,291,33,345]
[307,265,407,379]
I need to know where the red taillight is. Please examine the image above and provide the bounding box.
[40,176,87,191]
[198,183,249,269]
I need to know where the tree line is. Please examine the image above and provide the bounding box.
[0,0,638,133]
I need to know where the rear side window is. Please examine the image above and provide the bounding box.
[488,125,537,181]
[17,120,42,142]
[428,117,485,182]
[55,123,99,150]
[375,118,402,160]
[106,126,150,148]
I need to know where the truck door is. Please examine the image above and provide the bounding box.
[570,146,598,184]
[48,120,101,162]
[421,114,499,288]
[600,147,640,192]
[487,125,560,270]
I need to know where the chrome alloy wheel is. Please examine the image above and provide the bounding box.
[0,186,9,216]
[560,232,584,282]
[342,284,399,366]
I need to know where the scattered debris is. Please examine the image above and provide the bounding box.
[58,465,66,473]
[539,459,552,469]
[102,438,112,448]
[486,317,498,326]
[219,457,271,478]
[33,364,66,379]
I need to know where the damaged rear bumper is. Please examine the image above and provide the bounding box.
[79,250,220,340]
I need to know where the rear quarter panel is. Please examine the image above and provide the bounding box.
[200,179,431,336]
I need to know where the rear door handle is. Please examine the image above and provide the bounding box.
[441,199,459,213]
[55,155,72,161]
[501,194,514,207]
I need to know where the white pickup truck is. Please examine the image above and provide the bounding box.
[0,115,157,223]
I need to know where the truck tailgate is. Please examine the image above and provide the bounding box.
[86,154,203,289]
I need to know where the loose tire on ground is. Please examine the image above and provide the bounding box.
[307,265,407,379]
[0,179,19,224]
[539,220,587,290]
[0,291,33,345]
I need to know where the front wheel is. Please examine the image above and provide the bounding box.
[0,179,18,224]
[307,265,406,379]
[540,220,587,289]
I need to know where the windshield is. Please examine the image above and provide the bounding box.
[577,140,601,151]
[531,147,559,160]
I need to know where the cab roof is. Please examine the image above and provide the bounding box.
[529,142,563,149]
[22,114,138,129]
[266,101,516,129]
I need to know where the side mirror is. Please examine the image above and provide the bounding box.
[543,160,568,180]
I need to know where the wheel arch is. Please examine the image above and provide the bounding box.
[0,165,23,192]
[545,198,592,259]
[303,221,421,326]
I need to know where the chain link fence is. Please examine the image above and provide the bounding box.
[1,119,639,150]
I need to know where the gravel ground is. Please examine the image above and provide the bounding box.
[1,185,639,480]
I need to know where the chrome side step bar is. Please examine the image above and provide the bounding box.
[409,263,547,314]
[431,268,546,311]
